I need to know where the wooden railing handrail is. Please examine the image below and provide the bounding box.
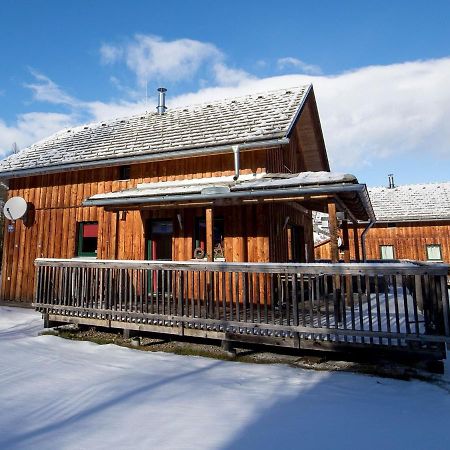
[34,257,450,276]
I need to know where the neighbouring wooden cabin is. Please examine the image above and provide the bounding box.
[1,86,448,360]
[315,179,450,270]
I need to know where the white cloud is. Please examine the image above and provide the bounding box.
[100,44,123,64]
[100,34,252,88]
[212,63,254,86]
[24,70,79,106]
[277,57,322,75]
[0,112,77,158]
[101,35,222,86]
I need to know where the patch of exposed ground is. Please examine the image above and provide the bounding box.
[41,325,445,384]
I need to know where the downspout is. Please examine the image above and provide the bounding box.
[232,145,240,181]
[361,220,375,262]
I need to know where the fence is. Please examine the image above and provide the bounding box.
[34,258,450,354]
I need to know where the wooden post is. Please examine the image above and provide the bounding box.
[342,219,350,263]
[327,202,339,263]
[206,207,214,262]
[206,207,214,316]
[342,218,352,306]
[353,221,360,262]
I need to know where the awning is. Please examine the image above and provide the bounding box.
[83,172,375,221]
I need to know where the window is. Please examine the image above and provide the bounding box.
[380,245,395,260]
[76,222,98,257]
[193,216,224,259]
[426,244,442,261]
[117,165,131,180]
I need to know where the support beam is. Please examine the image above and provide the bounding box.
[206,207,214,262]
[342,217,352,306]
[327,201,339,263]
[342,218,350,263]
[353,221,361,262]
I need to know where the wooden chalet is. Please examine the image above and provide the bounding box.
[0,86,449,360]
[315,179,450,270]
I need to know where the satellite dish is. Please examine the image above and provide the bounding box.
[3,197,28,220]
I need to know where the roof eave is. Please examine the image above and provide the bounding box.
[0,136,289,180]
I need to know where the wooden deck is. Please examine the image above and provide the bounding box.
[33,258,450,358]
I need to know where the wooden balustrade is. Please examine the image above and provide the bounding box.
[34,258,450,355]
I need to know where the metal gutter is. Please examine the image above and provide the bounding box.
[0,137,290,180]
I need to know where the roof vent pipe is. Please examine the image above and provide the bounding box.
[156,87,167,115]
[388,173,395,189]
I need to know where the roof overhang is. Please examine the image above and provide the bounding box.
[0,137,289,180]
[83,172,375,222]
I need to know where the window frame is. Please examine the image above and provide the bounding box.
[76,221,99,257]
[379,244,395,260]
[426,244,443,261]
[117,165,131,181]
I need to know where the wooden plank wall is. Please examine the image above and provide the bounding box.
[314,222,450,264]
[0,151,267,303]
[287,90,329,172]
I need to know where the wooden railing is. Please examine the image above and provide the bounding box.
[34,258,450,353]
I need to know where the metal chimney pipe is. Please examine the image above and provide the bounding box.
[156,87,167,115]
[388,173,395,189]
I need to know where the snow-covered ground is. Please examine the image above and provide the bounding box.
[0,306,449,450]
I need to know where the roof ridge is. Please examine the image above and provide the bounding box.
[171,85,310,111]
[369,180,450,190]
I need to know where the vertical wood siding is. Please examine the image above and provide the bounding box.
[314,222,450,265]
[1,147,317,303]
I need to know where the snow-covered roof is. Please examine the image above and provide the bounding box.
[369,182,450,222]
[0,86,310,177]
[86,171,357,201]
[84,171,374,221]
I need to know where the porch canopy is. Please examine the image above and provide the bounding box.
[83,171,374,223]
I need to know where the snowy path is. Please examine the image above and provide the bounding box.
[0,307,449,450]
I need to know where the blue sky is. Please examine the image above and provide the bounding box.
[1,0,450,186]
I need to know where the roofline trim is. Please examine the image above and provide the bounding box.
[362,217,450,224]
[0,137,289,180]
[285,84,312,137]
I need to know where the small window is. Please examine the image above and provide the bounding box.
[426,244,442,261]
[193,217,224,259]
[380,245,395,260]
[76,222,98,257]
[117,165,131,180]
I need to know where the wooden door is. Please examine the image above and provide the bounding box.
[146,219,173,261]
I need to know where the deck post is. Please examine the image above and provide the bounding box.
[328,201,341,312]
[342,217,352,306]
[353,221,360,262]
[206,207,214,262]
[342,218,350,263]
[206,207,214,316]
[327,201,339,263]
